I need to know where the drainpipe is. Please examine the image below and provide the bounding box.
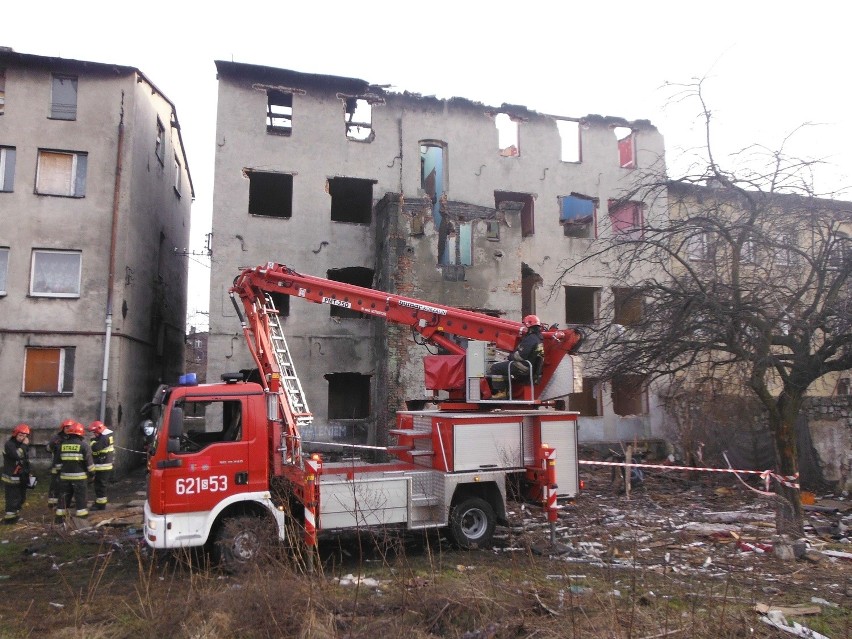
[100,91,125,422]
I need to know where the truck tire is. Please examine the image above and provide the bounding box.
[212,514,270,570]
[448,497,496,549]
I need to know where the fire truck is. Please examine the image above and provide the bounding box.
[142,262,584,564]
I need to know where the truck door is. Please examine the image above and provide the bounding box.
[160,397,251,513]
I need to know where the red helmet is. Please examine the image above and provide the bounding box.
[88,421,106,435]
[12,424,30,437]
[522,314,542,328]
[63,421,85,437]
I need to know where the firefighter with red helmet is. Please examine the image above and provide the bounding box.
[53,420,95,519]
[3,424,31,524]
[45,421,70,507]
[489,314,546,399]
[87,421,114,510]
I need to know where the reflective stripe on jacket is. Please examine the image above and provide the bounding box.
[55,436,95,481]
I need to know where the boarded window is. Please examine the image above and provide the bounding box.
[559,194,596,238]
[23,346,75,394]
[30,249,82,297]
[328,177,373,223]
[50,74,77,120]
[0,146,14,192]
[325,373,370,419]
[155,118,165,163]
[613,287,643,326]
[0,247,8,294]
[344,98,372,141]
[556,119,581,162]
[608,200,642,237]
[568,377,601,416]
[267,90,292,135]
[247,170,293,218]
[495,191,534,237]
[565,286,600,324]
[36,150,87,197]
[614,126,634,168]
[612,375,646,416]
[326,267,373,318]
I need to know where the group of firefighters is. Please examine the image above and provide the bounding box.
[2,419,115,524]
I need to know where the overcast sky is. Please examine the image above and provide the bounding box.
[7,2,850,330]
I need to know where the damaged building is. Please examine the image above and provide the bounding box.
[208,62,667,446]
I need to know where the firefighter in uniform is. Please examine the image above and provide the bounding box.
[3,424,31,524]
[45,421,69,507]
[88,421,114,510]
[54,421,95,519]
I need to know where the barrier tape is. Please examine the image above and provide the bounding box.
[115,445,148,456]
[579,460,800,490]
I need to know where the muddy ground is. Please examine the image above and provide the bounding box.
[0,462,849,638]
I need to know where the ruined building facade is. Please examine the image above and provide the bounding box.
[209,62,667,446]
[0,49,192,466]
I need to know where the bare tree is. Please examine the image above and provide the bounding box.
[562,79,852,531]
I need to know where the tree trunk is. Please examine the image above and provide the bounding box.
[770,392,804,536]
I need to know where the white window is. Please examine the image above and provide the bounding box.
[687,232,710,261]
[0,146,14,192]
[155,117,165,164]
[50,74,77,120]
[0,247,8,295]
[174,154,181,195]
[36,150,87,197]
[30,249,82,297]
[23,346,75,394]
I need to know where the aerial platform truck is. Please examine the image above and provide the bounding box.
[143,262,584,564]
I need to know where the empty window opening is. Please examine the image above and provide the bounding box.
[486,220,500,241]
[328,176,373,224]
[495,191,535,237]
[612,375,647,416]
[0,247,8,295]
[565,286,600,324]
[608,200,643,237]
[155,118,165,164]
[267,90,292,135]
[560,194,597,238]
[521,263,543,319]
[36,150,87,197]
[613,287,643,326]
[23,346,75,394]
[50,74,78,120]
[247,170,293,218]
[614,126,635,168]
[344,97,373,141]
[445,221,472,266]
[421,141,449,260]
[495,113,519,157]
[325,373,371,419]
[326,267,374,318]
[568,377,601,416]
[556,119,581,162]
[265,291,290,317]
[30,249,82,297]
[0,146,15,192]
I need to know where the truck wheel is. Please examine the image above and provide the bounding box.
[448,497,496,549]
[212,515,270,569]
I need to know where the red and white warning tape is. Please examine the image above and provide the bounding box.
[579,460,800,490]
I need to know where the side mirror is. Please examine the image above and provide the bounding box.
[167,438,180,454]
[141,419,155,438]
[168,405,184,439]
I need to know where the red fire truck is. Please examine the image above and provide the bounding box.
[143,263,583,564]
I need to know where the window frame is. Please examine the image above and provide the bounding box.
[50,74,78,121]
[608,200,643,237]
[173,153,181,196]
[0,145,14,192]
[35,149,87,197]
[29,249,82,298]
[0,246,8,295]
[267,89,293,136]
[559,194,597,239]
[22,345,75,395]
[0,67,6,115]
[155,117,165,164]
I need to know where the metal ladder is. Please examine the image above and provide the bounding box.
[263,293,313,428]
